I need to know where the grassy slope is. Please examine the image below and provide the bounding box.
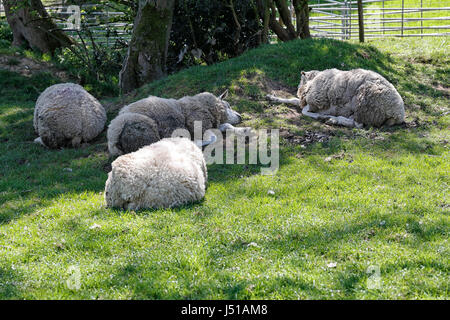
[0,37,449,299]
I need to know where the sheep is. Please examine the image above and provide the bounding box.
[34,83,107,148]
[267,68,405,128]
[107,91,245,156]
[104,137,207,210]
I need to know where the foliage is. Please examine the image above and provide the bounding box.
[0,38,448,299]
[53,43,123,97]
[0,20,13,43]
[52,2,131,97]
[168,0,264,72]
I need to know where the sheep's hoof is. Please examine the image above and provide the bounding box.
[325,118,338,125]
[34,137,46,147]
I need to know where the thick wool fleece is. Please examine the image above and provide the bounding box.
[104,138,207,210]
[107,92,228,156]
[34,83,106,148]
[297,68,405,127]
[107,112,161,157]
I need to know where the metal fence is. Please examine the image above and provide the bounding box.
[309,0,450,39]
[46,1,132,46]
[0,1,133,46]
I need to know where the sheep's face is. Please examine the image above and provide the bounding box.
[297,70,319,107]
[218,90,242,125]
[222,100,242,125]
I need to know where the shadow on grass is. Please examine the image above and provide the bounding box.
[0,266,23,299]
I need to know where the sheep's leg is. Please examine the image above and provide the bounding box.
[71,136,82,148]
[266,94,301,107]
[219,123,252,135]
[266,94,364,128]
[196,131,218,147]
[195,126,254,148]
[302,105,363,129]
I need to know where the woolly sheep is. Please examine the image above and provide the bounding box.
[34,83,107,148]
[107,91,243,156]
[297,68,405,127]
[104,137,207,210]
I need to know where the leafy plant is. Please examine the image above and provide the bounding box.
[0,20,13,43]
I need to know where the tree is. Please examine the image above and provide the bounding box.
[2,0,74,53]
[119,0,176,93]
[255,0,310,42]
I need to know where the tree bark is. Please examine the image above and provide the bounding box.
[273,0,296,39]
[3,0,74,53]
[255,0,310,42]
[119,0,175,94]
[293,0,310,39]
[254,0,271,44]
[268,0,291,41]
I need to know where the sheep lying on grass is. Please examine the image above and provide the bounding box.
[267,68,405,128]
[104,137,207,210]
[34,83,107,148]
[107,91,245,156]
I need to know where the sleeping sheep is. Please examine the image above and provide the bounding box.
[268,68,405,128]
[34,83,107,148]
[107,91,244,156]
[104,137,207,210]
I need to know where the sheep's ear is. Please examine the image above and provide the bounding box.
[218,89,229,100]
[301,71,306,76]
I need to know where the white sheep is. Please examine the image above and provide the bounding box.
[34,83,107,148]
[107,91,245,156]
[104,137,207,210]
[267,68,405,128]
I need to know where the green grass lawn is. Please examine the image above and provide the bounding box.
[0,37,449,299]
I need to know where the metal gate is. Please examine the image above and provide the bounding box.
[309,0,450,39]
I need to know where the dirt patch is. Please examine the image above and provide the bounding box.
[278,107,302,121]
[280,126,334,146]
[432,84,450,98]
[263,77,297,97]
[0,54,71,81]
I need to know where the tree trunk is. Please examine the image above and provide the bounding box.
[227,0,243,55]
[268,0,292,41]
[293,0,310,39]
[254,0,271,44]
[255,0,310,42]
[119,0,175,94]
[3,0,74,53]
[273,0,296,39]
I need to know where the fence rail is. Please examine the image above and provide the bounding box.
[309,0,450,40]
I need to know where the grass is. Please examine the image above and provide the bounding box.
[0,37,449,299]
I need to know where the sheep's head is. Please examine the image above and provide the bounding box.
[218,89,242,125]
[297,70,319,107]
